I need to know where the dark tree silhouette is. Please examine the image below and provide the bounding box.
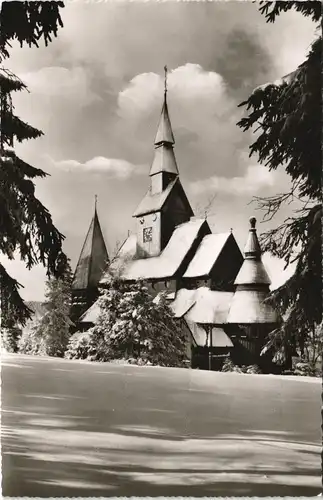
[238,1,322,364]
[0,1,66,326]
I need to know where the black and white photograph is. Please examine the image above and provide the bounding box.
[1,0,322,497]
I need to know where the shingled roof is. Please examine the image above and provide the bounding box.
[72,207,109,290]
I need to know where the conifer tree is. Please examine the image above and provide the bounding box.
[19,260,73,356]
[238,1,322,364]
[66,273,188,367]
[0,1,66,326]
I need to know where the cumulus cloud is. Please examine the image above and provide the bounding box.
[118,64,232,122]
[50,156,146,179]
[18,66,99,104]
[190,164,290,196]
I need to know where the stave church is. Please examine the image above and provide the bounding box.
[71,72,279,371]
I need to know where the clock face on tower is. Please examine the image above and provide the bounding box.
[143,226,153,243]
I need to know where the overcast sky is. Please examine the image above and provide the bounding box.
[3,1,316,301]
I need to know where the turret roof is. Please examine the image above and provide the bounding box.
[72,205,109,290]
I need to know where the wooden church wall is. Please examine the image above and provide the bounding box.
[136,211,162,258]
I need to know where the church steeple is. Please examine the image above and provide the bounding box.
[72,197,109,291]
[132,67,194,259]
[149,66,179,182]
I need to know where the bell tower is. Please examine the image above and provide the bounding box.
[133,66,194,259]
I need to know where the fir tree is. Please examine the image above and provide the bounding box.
[237,1,322,365]
[66,273,188,367]
[19,261,73,356]
[0,1,66,326]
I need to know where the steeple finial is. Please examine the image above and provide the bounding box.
[244,215,261,259]
[249,216,256,230]
[164,65,168,96]
[94,194,98,212]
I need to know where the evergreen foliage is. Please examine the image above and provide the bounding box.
[238,1,322,364]
[19,261,73,356]
[0,1,66,326]
[66,274,188,367]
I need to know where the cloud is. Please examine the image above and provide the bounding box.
[190,164,290,197]
[118,64,231,123]
[50,156,146,179]
[4,3,315,301]
[18,66,99,104]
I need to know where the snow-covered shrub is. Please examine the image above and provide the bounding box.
[68,273,188,367]
[18,322,47,355]
[222,358,262,374]
[65,330,108,361]
[1,327,21,352]
[221,358,243,373]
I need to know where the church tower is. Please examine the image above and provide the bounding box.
[133,66,193,258]
[71,198,109,323]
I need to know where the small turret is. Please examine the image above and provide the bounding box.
[227,217,277,324]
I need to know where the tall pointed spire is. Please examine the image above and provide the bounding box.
[72,197,109,291]
[154,66,175,146]
[150,66,178,177]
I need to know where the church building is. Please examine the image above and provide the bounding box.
[71,69,279,370]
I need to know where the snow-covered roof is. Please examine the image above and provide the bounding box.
[171,287,233,325]
[132,178,177,217]
[227,289,278,324]
[110,218,207,281]
[185,288,233,325]
[234,259,271,286]
[186,320,233,348]
[183,232,231,278]
[170,288,196,317]
[79,300,100,324]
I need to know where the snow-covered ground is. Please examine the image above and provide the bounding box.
[2,353,322,496]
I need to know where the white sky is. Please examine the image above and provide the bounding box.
[2,1,316,300]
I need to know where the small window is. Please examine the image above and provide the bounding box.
[143,226,152,242]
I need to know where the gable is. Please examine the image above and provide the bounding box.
[163,179,193,218]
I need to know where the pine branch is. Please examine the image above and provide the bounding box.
[0,1,65,61]
[0,263,32,326]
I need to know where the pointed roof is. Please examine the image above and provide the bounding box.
[149,77,178,176]
[183,232,233,278]
[150,143,179,176]
[154,97,175,146]
[227,217,278,324]
[244,216,262,259]
[72,204,109,290]
[234,217,271,286]
[133,177,178,217]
